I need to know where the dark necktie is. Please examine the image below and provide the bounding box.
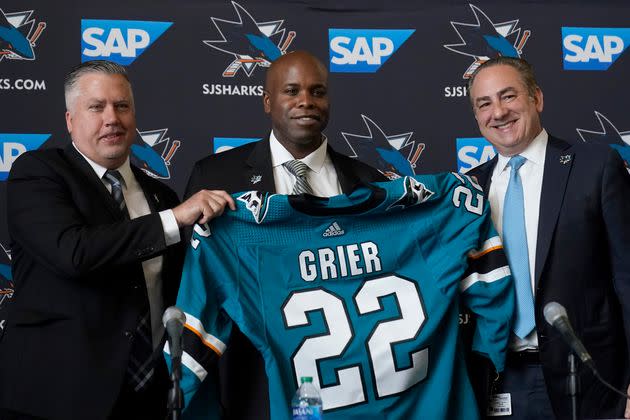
[103,169,154,391]
[283,160,314,195]
[103,170,127,215]
[503,155,536,338]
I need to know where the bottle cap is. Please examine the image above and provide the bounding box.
[300,376,313,384]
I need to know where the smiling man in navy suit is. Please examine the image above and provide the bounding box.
[0,60,234,420]
[467,57,630,419]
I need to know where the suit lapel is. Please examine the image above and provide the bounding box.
[534,136,573,285]
[243,137,376,195]
[64,144,125,219]
[473,155,498,192]
[132,166,162,212]
[329,146,365,194]
[245,137,277,193]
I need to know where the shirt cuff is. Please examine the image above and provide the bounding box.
[159,209,181,246]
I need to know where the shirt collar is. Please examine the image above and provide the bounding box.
[72,142,131,187]
[269,130,329,174]
[496,129,548,174]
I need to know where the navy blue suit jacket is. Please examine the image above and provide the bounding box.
[468,135,630,418]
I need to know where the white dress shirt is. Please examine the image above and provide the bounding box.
[269,131,343,197]
[488,129,548,350]
[73,143,180,348]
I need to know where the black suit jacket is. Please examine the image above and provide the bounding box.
[468,135,630,418]
[0,145,185,420]
[184,137,387,420]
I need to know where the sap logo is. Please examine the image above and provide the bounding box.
[81,19,172,65]
[456,137,496,173]
[329,29,414,73]
[562,27,630,70]
[0,133,50,180]
[213,137,260,154]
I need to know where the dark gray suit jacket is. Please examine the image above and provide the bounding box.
[0,145,185,419]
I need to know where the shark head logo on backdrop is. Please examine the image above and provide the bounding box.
[130,128,181,179]
[0,8,46,61]
[0,243,13,313]
[577,111,630,171]
[444,4,531,79]
[341,115,424,180]
[204,1,296,77]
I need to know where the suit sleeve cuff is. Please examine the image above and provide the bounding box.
[159,209,181,246]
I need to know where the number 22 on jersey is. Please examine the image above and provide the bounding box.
[282,274,428,410]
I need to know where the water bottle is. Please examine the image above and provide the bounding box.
[291,376,323,420]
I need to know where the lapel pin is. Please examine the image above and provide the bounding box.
[250,175,262,184]
[559,155,572,165]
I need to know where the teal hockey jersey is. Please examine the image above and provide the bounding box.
[171,173,514,419]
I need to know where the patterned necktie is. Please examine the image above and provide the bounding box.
[126,311,155,392]
[283,160,314,195]
[503,155,536,339]
[104,170,154,391]
[103,170,128,215]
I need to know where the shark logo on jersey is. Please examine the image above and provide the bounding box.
[387,176,434,211]
[238,190,273,224]
[576,111,630,171]
[444,4,531,79]
[0,8,46,61]
[342,115,424,180]
[203,1,296,77]
[130,128,181,179]
[0,243,13,310]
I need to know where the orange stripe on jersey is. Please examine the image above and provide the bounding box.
[184,324,222,356]
[469,245,503,260]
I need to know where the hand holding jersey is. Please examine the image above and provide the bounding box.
[168,173,514,419]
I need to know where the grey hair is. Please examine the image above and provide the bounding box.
[468,57,539,105]
[64,60,132,110]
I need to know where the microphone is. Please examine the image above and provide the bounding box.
[163,306,186,420]
[543,302,593,367]
[163,306,186,359]
[543,301,630,402]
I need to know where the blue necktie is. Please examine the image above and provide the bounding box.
[503,155,536,338]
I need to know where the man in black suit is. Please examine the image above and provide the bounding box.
[467,57,630,419]
[185,50,387,419]
[0,60,234,420]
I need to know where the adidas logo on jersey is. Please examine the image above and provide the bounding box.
[323,222,345,237]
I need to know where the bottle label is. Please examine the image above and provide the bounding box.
[292,405,322,420]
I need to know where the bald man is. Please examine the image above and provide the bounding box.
[184,50,387,419]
